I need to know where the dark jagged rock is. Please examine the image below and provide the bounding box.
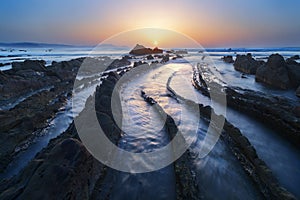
[0,65,133,199]
[286,58,299,65]
[256,54,291,89]
[286,63,300,87]
[296,86,300,97]
[48,58,83,81]
[260,53,300,88]
[222,55,234,63]
[294,106,300,117]
[0,70,9,82]
[167,83,296,200]
[133,61,148,67]
[0,57,95,171]
[12,60,47,72]
[152,47,163,54]
[154,54,163,59]
[1,57,86,102]
[0,74,48,101]
[222,120,296,200]
[232,53,300,89]
[161,54,170,63]
[0,86,72,172]
[94,71,124,143]
[172,54,183,60]
[234,53,263,74]
[146,54,154,60]
[193,64,300,147]
[0,138,103,200]
[290,55,300,60]
[122,55,132,60]
[107,57,131,70]
[129,44,163,55]
[129,44,152,55]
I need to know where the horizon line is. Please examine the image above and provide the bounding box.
[1,41,300,49]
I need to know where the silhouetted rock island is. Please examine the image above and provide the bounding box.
[129,44,163,55]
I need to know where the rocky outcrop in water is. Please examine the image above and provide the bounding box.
[286,61,300,87]
[12,60,47,72]
[0,58,86,172]
[168,82,296,199]
[256,54,291,89]
[161,54,170,63]
[133,61,149,67]
[153,47,163,54]
[222,55,234,63]
[233,53,263,74]
[0,137,103,200]
[232,53,300,90]
[0,58,81,101]
[193,63,300,147]
[0,86,70,172]
[106,57,131,70]
[146,54,154,60]
[95,71,123,143]
[0,56,133,173]
[129,44,163,55]
[290,55,300,60]
[0,64,132,199]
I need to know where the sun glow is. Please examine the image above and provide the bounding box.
[105,28,200,48]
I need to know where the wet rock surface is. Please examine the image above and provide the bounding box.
[161,54,170,63]
[233,53,263,74]
[0,58,80,102]
[107,57,131,70]
[0,138,103,200]
[0,58,86,172]
[168,82,296,200]
[286,61,300,87]
[290,55,300,60]
[0,123,104,200]
[0,64,132,199]
[0,87,70,172]
[222,55,234,63]
[0,56,133,173]
[1,51,299,199]
[193,64,300,147]
[232,53,300,90]
[256,54,291,89]
[0,61,201,199]
[12,60,47,71]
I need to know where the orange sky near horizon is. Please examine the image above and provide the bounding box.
[61,0,299,48]
[64,2,247,48]
[1,0,300,47]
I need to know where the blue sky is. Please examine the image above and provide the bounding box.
[0,0,300,47]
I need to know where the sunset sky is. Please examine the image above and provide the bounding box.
[1,0,300,48]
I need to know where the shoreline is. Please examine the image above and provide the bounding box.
[0,48,299,199]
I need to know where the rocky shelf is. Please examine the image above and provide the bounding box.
[192,63,300,147]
